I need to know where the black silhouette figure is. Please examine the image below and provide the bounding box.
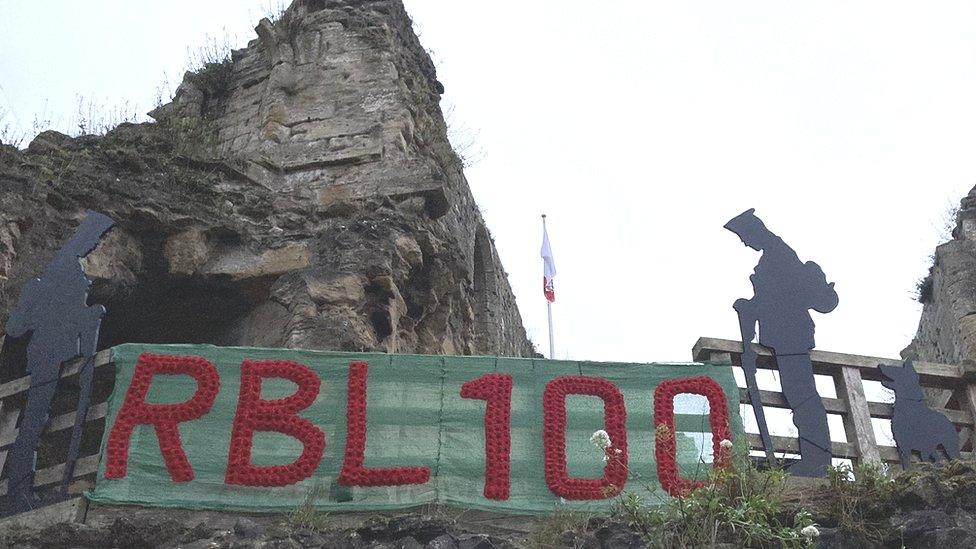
[3,211,114,514]
[880,361,960,470]
[726,209,838,477]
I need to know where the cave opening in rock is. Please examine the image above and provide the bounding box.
[89,233,275,352]
[95,276,268,350]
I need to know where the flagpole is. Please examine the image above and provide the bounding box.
[543,214,554,359]
[547,300,554,360]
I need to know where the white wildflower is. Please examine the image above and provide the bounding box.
[719,439,733,451]
[800,525,820,539]
[590,429,612,450]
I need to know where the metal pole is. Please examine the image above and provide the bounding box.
[547,300,554,360]
[542,214,554,359]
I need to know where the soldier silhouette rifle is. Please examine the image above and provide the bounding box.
[3,211,114,514]
[726,209,838,477]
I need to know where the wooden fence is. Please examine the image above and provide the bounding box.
[0,347,114,506]
[693,337,976,467]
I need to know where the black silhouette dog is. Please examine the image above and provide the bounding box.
[880,361,960,470]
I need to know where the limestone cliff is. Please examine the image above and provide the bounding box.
[904,187,976,364]
[0,0,535,361]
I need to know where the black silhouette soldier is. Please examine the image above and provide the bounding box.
[880,361,960,470]
[3,211,114,514]
[726,209,838,477]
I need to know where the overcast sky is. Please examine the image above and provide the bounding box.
[2,1,976,365]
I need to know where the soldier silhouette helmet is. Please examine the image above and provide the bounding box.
[63,211,115,259]
[724,208,770,251]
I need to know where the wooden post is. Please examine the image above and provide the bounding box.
[836,365,881,465]
[960,361,976,455]
[0,396,22,475]
[706,351,733,365]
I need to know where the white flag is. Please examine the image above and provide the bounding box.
[541,225,556,302]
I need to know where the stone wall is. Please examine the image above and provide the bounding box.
[904,186,976,364]
[0,0,535,361]
[153,0,453,201]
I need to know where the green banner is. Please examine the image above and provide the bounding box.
[88,344,743,514]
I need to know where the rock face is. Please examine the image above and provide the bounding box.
[0,0,534,361]
[904,186,976,364]
[0,513,527,549]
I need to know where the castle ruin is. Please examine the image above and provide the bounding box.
[0,0,535,361]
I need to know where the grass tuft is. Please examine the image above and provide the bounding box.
[528,512,591,549]
[185,34,236,107]
[285,481,331,532]
[822,462,896,545]
[74,96,141,137]
[614,456,819,548]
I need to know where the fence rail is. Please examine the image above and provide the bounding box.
[0,349,114,499]
[693,337,975,467]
